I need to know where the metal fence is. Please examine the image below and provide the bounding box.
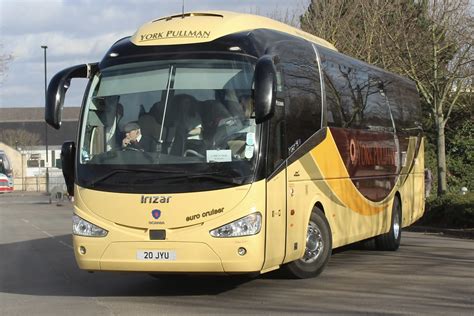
[13,174,66,193]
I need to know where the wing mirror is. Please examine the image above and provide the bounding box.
[254,55,278,124]
[45,63,97,129]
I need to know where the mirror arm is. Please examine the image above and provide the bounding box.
[45,63,98,129]
[61,141,76,197]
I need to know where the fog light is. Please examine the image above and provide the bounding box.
[79,246,86,255]
[238,247,247,256]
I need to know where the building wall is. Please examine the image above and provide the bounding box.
[0,142,66,192]
[0,107,78,193]
[0,142,23,179]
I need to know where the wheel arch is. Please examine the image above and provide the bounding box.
[314,201,325,215]
[394,191,402,218]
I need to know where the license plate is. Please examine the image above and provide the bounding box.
[137,250,176,261]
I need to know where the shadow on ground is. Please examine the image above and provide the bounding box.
[0,235,252,297]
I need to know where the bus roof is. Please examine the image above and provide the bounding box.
[130,11,337,51]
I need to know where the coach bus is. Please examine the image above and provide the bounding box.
[45,11,424,278]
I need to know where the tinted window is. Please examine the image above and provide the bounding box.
[364,77,393,130]
[385,81,422,133]
[321,49,393,130]
[267,103,286,174]
[271,40,322,153]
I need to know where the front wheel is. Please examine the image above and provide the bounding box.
[375,197,402,251]
[283,207,332,278]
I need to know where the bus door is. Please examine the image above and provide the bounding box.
[263,100,287,271]
[264,165,287,270]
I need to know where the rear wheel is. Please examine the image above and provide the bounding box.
[284,207,332,278]
[375,197,402,251]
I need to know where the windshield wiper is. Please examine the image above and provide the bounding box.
[136,172,245,185]
[89,168,183,186]
[186,172,245,185]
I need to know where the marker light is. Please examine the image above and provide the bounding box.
[73,215,108,237]
[210,213,261,238]
[79,246,86,255]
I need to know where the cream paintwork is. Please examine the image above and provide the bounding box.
[130,11,336,51]
[73,134,424,273]
[399,140,426,226]
[76,182,252,229]
[73,180,267,273]
[285,129,425,249]
[73,138,424,273]
[262,171,287,271]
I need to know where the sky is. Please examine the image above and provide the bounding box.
[0,0,310,108]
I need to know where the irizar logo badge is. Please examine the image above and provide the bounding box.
[141,195,172,204]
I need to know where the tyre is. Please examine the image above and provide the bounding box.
[375,197,402,251]
[283,207,332,278]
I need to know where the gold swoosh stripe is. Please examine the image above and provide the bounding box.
[309,129,389,216]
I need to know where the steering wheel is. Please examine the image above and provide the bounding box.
[184,149,205,158]
[122,146,142,152]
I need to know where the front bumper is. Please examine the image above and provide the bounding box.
[73,235,265,273]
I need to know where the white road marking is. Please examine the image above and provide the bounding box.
[59,240,73,249]
[20,218,73,249]
[41,230,54,238]
[31,224,42,230]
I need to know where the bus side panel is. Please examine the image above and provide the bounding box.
[399,139,425,227]
[286,163,392,251]
[262,170,287,271]
[285,180,312,263]
[286,128,397,253]
[412,139,426,222]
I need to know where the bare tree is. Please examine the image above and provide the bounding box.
[300,0,473,195]
[0,129,41,149]
[380,0,473,195]
[0,44,14,85]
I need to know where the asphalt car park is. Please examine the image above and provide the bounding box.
[1,193,472,315]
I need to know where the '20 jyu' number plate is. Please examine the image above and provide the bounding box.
[137,250,176,261]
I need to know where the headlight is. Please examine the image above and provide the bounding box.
[73,215,108,237]
[210,212,261,238]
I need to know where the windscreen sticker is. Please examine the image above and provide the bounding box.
[245,145,254,159]
[246,132,255,146]
[206,150,232,163]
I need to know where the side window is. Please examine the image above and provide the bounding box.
[385,82,421,134]
[321,49,393,130]
[335,64,370,129]
[363,76,393,130]
[273,40,322,153]
[321,54,360,128]
[267,104,286,174]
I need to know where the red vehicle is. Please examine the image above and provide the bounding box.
[0,173,13,192]
[0,151,13,193]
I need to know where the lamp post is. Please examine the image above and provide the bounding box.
[41,45,49,194]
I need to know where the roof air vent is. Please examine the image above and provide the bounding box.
[153,13,224,23]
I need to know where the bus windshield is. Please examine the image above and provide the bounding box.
[78,56,258,193]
